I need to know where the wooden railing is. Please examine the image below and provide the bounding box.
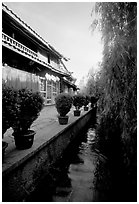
[2,32,38,59]
[2,32,68,75]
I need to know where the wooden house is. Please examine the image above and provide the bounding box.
[2,3,77,105]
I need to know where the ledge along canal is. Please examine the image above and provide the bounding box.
[26,119,130,202]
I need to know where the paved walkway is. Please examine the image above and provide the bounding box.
[3,105,89,172]
[3,105,57,153]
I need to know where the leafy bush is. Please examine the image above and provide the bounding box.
[2,83,18,135]
[83,95,90,107]
[73,94,84,110]
[13,88,44,133]
[55,92,73,116]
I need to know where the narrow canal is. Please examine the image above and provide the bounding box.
[26,122,128,202]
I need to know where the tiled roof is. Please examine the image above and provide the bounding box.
[2,3,68,60]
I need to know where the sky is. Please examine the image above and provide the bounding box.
[4,2,103,85]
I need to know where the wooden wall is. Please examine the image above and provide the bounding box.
[2,66,40,92]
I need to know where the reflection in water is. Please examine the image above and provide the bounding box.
[67,132,96,201]
[52,126,107,202]
[27,125,109,202]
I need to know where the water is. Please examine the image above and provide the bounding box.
[52,127,99,202]
[27,123,111,202]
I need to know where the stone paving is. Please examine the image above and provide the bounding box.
[3,105,58,154]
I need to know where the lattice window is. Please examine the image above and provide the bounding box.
[40,78,46,91]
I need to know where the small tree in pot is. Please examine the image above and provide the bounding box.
[83,95,90,111]
[90,96,98,108]
[55,92,73,125]
[12,88,44,150]
[73,94,84,116]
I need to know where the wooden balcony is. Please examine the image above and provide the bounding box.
[2,32,38,59]
[2,32,69,76]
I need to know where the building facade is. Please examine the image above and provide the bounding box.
[2,3,77,105]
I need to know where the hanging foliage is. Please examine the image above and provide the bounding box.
[91,2,137,200]
[92,2,137,141]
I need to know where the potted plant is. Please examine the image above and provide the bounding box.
[12,88,44,150]
[2,83,18,159]
[73,94,84,116]
[90,96,98,108]
[83,95,90,111]
[55,92,73,125]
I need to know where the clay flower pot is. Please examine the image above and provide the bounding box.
[13,130,36,150]
[58,115,69,125]
[84,106,89,111]
[74,110,81,116]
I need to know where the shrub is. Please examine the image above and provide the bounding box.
[2,83,18,135]
[12,88,44,133]
[90,96,98,108]
[55,92,73,116]
[83,95,90,107]
[73,94,84,110]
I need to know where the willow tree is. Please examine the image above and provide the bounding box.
[84,69,102,99]
[92,2,137,200]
